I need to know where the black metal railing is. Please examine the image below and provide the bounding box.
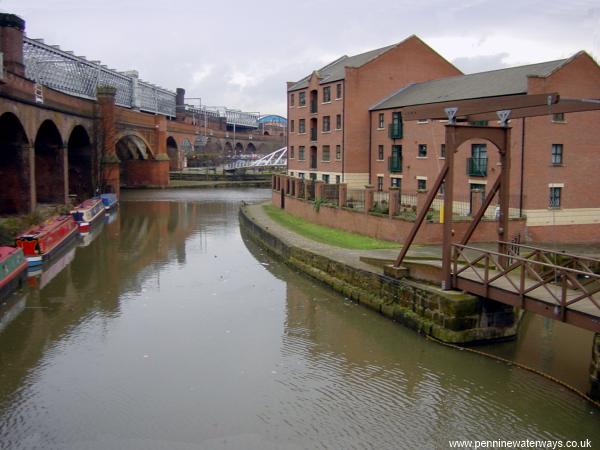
[310,128,317,141]
[388,155,403,173]
[310,154,318,169]
[310,100,318,114]
[467,157,488,177]
[322,184,340,206]
[389,122,403,139]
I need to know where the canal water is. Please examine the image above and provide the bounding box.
[0,188,598,450]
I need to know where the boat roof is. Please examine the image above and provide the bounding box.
[72,197,103,211]
[18,215,74,238]
[0,246,20,260]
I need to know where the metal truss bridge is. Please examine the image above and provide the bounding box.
[22,37,260,126]
[224,147,287,170]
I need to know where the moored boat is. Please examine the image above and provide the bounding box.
[100,193,118,211]
[15,215,79,266]
[0,247,28,299]
[71,198,105,234]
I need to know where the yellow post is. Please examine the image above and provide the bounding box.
[440,203,444,224]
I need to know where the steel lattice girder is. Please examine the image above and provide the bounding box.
[22,37,175,116]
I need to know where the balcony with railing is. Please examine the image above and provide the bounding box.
[310,100,318,114]
[388,155,403,173]
[467,157,488,177]
[310,149,318,170]
[310,128,317,142]
[389,122,403,139]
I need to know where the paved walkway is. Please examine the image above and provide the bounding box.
[244,201,600,274]
[244,202,437,274]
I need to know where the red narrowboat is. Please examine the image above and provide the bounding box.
[70,198,105,234]
[0,247,28,299]
[15,215,79,266]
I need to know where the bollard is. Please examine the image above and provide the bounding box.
[389,187,400,217]
[315,181,324,201]
[338,183,347,208]
[364,185,375,213]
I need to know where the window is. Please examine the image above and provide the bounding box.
[417,179,427,191]
[336,114,342,130]
[378,113,384,129]
[552,113,565,122]
[335,175,341,184]
[336,83,342,99]
[335,144,341,160]
[549,187,561,208]
[299,146,305,160]
[299,91,306,106]
[299,172,305,179]
[323,86,331,103]
[322,174,330,183]
[290,93,295,106]
[322,145,330,161]
[377,145,384,160]
[289,172,294,177]
[391,112,403,138]
[290,120,295,132]
[290,146,295,159]
[440,144,446,158]
[391,178,401,188]
[322,116,331,132]
[551,144,563,165]
[418,144,427,157]
[310,173,317,181]
[299,119,305,134]
[377,176,384,192]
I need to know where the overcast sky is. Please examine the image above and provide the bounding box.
[2,0,598,116]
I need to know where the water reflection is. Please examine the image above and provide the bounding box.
[0,188,597,450]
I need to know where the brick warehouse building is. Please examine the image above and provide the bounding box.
[286,36,461,187]
[369,51,600,243]
[284,37,600,243]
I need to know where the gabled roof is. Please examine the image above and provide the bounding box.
[287,43,398,92]
[370,58,568,111]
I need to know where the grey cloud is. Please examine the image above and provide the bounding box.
[1,0,597,116]
[452,53,511,74]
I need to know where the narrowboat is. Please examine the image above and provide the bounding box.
[100,193,118,211]
[27,246,76,290]
[16,215,79,266]
[70,198,105,234]
[0,247,28,299]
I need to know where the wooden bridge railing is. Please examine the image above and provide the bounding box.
[452,242,600,320]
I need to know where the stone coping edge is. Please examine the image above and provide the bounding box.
[239,205,518,344]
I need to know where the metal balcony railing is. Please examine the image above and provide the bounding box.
[310,100,318,114]
[389,122,403,139]
[310,128,317,141]
[388,155,403,173]
[467,157,488,177]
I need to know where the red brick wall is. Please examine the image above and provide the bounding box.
[123,160,169,187]
[344,36,461,176]
[273,192,525,245]
[527,224,600,244]
[288,36,462,181]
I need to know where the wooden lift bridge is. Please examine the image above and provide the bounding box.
[393,93,600,333]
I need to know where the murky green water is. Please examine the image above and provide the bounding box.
[0,188,598,450]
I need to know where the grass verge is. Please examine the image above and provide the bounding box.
[263,204,399,250]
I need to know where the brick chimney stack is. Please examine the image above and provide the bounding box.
[0,13,25,77]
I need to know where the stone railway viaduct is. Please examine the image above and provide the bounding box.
[0,13,284,214]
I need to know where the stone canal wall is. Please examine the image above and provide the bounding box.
[239,205,518,344]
